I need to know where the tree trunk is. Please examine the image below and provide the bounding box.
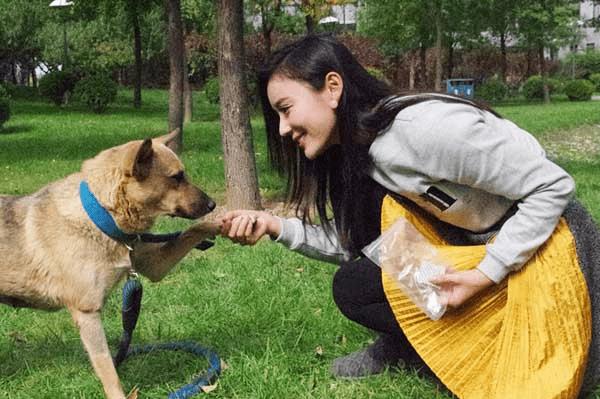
[183,49,193,123]
[500,32,507,83]
[217,0,262,210]
[166,0,185,152]
[262,25,273,56]
[446,43,454,81]
[132,7,143,109]
[408,52,416,90]
[306,15,315,34]
[11,62,17,84]
[434,10,443,92]
[525,48,533,77]
[261,4,273,56]
[538,44,550,104]
[419,44,427,89]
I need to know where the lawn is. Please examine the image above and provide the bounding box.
[0,91,599,398]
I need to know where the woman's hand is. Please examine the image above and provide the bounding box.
[220,210,281,245]
[429,269,494,309]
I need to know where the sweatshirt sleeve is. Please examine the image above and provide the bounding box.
[274,216,355,263]
[406,103,575,283]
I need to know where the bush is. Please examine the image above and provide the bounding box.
[521,75,560,100]
[564,51,600,77]
[0,84,9,129]
[39,70,77,106]
[564,79,595,101]
[366,66,386,81]
[0,84,10,100]
[246,75,259,108]
[0,97,9,129]
[589,73,600,91]
[476,78,508,102]
[522,75,544,100]
[546,77,564,95]
[204,76,220,104]
[73,74,118,113]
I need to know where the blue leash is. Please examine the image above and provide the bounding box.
[113,279,222,399]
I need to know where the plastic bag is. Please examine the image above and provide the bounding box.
[362,218,449,320]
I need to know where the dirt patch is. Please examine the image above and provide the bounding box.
[539,124,600,162]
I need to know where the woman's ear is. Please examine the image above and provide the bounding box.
[324,72,343,109]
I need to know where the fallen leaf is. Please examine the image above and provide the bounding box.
[126,386,139,399]
[8,331,27,344]
[315,346,324,357]
[220,359,230,371]
[201,382,218,393]
[296,267,304,273]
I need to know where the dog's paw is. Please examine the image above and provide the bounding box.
[187,220,221,237]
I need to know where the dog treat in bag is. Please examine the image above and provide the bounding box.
[363,218,449,320]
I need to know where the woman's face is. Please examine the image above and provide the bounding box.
[267,73,342,160]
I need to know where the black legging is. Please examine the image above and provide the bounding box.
[332,256,408,339]
[332,256,444,384]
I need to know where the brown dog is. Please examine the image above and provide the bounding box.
[0,130,219,398]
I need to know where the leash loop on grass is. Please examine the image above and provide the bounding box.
[113,279,221,399]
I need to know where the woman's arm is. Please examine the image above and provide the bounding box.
[221,210,354,263]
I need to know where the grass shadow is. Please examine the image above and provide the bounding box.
[0,124,34,135]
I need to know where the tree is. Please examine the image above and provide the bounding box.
[359,0,425,89]
[299,0,334,33]
[516,0,579,103]
[181,0,217,123]
[0,0,49,85]
[126,0,146,108]
[246,0,283,56]
[74,1,160,107]
[217,0,262,210]
[479,0,520,82]
[166,0,185,152]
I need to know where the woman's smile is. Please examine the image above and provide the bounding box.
[267,75,340,160]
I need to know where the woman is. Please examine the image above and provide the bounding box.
[220,34,600,398]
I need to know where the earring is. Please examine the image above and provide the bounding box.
[331,100,338,108]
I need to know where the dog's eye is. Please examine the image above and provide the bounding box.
[170,171,185,183]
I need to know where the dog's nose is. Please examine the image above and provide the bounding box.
[207,199,216,211]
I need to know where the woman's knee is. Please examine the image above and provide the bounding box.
[332,258,382,320]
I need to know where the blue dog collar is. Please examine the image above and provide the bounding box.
[79,181,139,246]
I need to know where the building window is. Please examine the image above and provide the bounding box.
[570,44,579,52]
[587,43,596,50]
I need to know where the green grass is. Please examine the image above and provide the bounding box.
[0,91,599,398]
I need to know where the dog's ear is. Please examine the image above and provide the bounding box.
[126,138,153,181]
[156,128,180,153]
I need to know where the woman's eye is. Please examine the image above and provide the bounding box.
[170,171,185,183]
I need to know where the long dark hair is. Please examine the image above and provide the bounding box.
[258,34,500,254]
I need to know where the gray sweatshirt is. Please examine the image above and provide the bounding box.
[275,100,575,283]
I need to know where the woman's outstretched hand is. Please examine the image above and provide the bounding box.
[429,269,494,309]
[220,210,281,245]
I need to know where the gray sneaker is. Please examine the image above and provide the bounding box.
[331,334,409,378]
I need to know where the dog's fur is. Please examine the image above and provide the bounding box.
[0,131,219,398]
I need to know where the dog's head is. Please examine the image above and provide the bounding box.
[82,130,216,232]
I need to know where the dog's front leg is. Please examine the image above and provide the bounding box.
[70,308,126,399]
[132,221,220,282]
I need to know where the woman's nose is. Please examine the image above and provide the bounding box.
[279,118,291,137]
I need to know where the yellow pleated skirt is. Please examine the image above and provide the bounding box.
[380,195,592,399]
